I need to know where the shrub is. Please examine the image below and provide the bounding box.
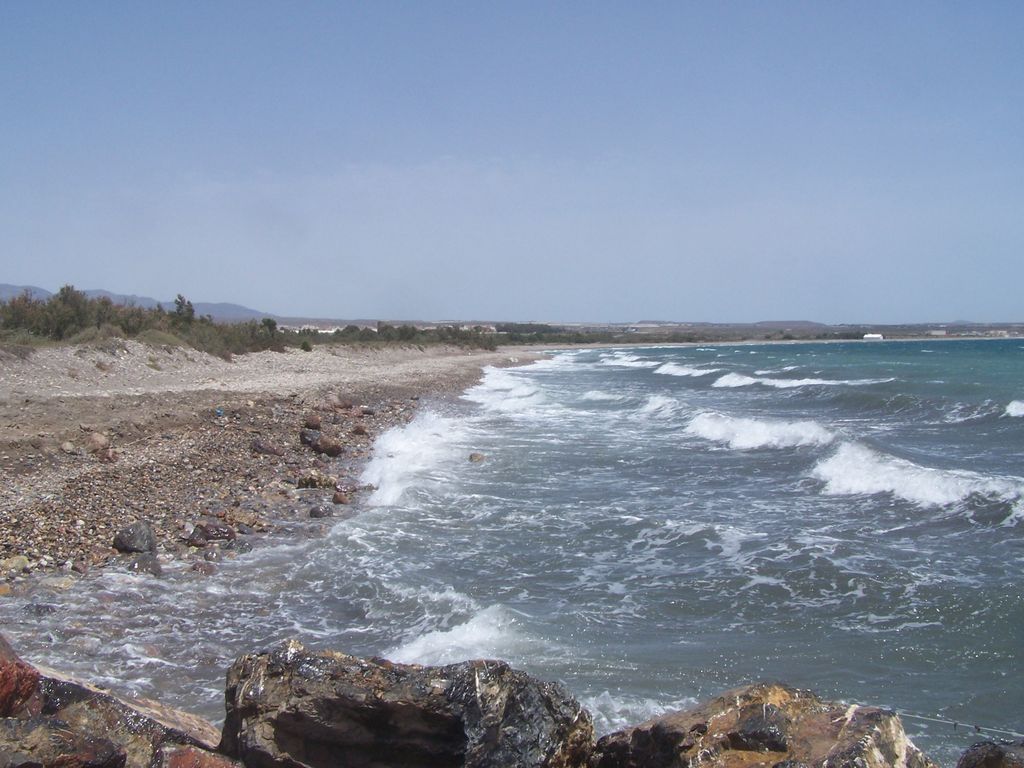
[300,340,313,352]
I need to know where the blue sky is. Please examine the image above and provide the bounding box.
[1,2,1022,322]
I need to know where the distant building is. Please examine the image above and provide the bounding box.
[863,333,884,340]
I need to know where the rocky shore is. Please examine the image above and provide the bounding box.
[4,632,1015,768]
[0,340,536,585]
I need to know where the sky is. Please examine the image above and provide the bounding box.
[1,2,1022,324]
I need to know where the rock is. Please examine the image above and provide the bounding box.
[360,406,376,417]
[303,414,322,430]
[250,439,285,457]
[296,472,336,490]
[0,717,127,768]
[191,562,217,576]
[469,452,486,463]
[958,741,1024,768]
[220,639,593,768]
[590,682,935,768]
[351,423,368,436]
[331,491,350,505]
[312,435,343,457]
[188,520,235,545]
[0,634,41,718]
[308,505,333,519]
[85,432,110,454]
[0,555,29,576]
[151,744,244,768]
[0,633,220,767]
[38,575,77,591]
[298,429,321,447]
[60,440,78,454]
[112,521,157,554]
[127,554,163,577]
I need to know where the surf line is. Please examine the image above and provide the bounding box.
[894,711,1024,740]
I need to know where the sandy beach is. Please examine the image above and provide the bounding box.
[0,340,538,579]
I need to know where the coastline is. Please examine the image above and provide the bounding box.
[0,341,541,583]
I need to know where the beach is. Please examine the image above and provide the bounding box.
[0,340,537,577]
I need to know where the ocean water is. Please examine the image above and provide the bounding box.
[3,339,1023,766]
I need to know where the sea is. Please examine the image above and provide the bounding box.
[2,338,1022,766]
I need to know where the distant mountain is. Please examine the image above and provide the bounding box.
[753,320,828,329]
[0,284,52,301]
[0,284,271,322]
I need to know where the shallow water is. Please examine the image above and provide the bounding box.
[2,339,1022,766]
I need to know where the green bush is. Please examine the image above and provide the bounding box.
[300,340,313,352]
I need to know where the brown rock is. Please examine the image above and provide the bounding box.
[220,639,593,768]
[152,745,244,768]
[250,439,285,457]
[469,452,486,463]
[0,633,42,717]
[303,413,322,430]
[958,741,1024,768]
[85,432,110,454]
[0,717,126,768]
[591,683,936,768]
[331,491,350,505]
[351,423,368,436]
[312,435,343,457]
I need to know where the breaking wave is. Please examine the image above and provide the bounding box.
[686,412,835,450]
[654,363,720,377]
[713,373,894,389]
[1006,400,1024,417]
[386,605,536,666]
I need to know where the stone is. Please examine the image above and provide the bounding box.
[220,639,593,768]
[127,554,163,577]
[303,414,322,430]
[308,505,333,519]
[112,521,157,554]
[60,440,78,454]
[0,634,41,718]
[0,555,29,576]
[958,740,1024,768]
[250,439,285,457]
[85,432,110,454]
[331,491,350,505]
[296,472,336,490]
[188,520,235,545]
[191,562,217,576]
[469,452,486,463]
[311,435,343,457]
[151,744,244,768]
[590,683,936,768]
[0,717,126,768]
[351,423,368,436]
[298,429,320,447]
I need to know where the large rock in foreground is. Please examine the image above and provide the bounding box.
[220,639,593,768]
[590,682,935,768]
[0,633,226,768]
[957,740,1024,768]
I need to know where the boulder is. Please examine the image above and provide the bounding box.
[112,521,157,554]
[0,633,220,768]
[250,439,285,457]
[151,744,244,768]
[187,520,235,547]
[298,429,321,448]
[590,683,936,768]
[220,639,593,768]
[958,741,1024,768]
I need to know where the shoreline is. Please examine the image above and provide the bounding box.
[0,341,541,583]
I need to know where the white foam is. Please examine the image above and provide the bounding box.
[581,390,622,402]
[386,605,531,666]
[713,373,893,389]
[1006,400,1024,417]
[638,395,679,418]
[811,442,1024,510]
[463,366,546,413]
[599,352,659,369]
[654,363,720,377]
[584,690,698,736]
[360,411,466,506]
[686,412,835,449]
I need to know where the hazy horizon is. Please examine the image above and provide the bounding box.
[2,4,1022,324]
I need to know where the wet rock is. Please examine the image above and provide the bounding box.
[127,553,163,577]
[308,505,333,519]
[298,429,320,447]
[469,452,486,463]
[191,562,217,576]
[311,435,343,457]
[151,744,244,768]
[331,491,350,505]
[302,414,322,430]
[0,556,29,576]
[220,639,593,768]
[296,471,336,490]
[590,682,935,768]
[958,741,1024,768]
[250,439,284,457]
[0,716,127,768]
[112,521,157,554]
[189,520,235,544]
[0,634,41,717]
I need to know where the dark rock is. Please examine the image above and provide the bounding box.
[127,554,162,577]
[303,414,322,430]
[298,429,321,447]
[112,522,156,554]
[957,741,1024,768]
[308,505,333,519]
[220,639,593,768]
[351,424,368,436]
[360,407,376,417]
[469,452,486,463]
[590,683,935,768]
[189,520,235,544]
[311,436,343,457]
[250,439,284,457]
[202,548,221,563]
[151,745,244,768]
[191,563,217,576]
